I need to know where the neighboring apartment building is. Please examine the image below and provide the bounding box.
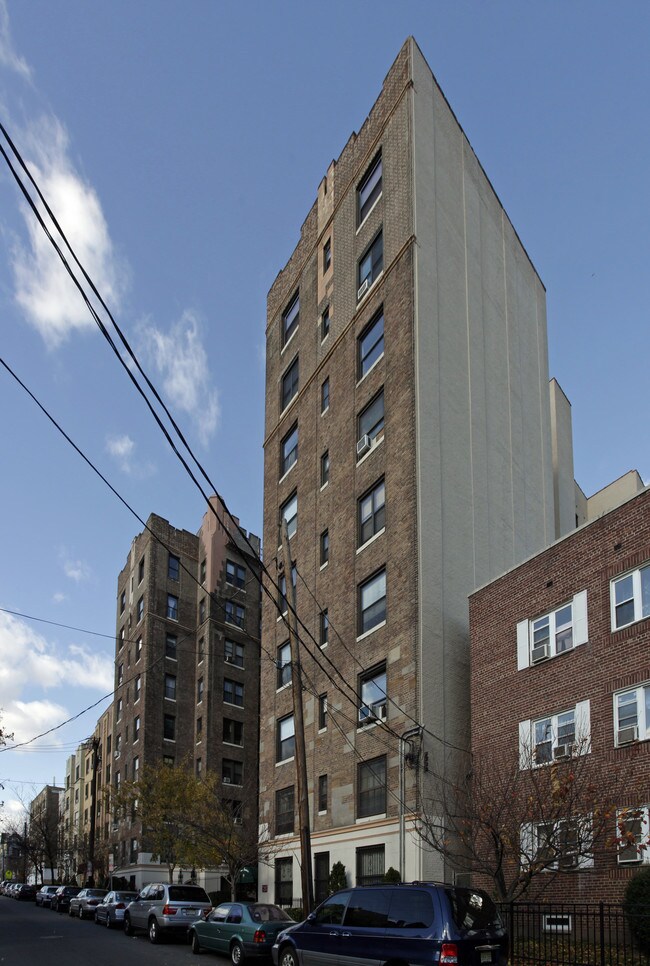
[259,37,579,904]
[470,480,649,902]
[29,784,63,883]
[60,742,92,881]
[110,498,261,890]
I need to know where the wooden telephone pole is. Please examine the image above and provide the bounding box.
[280,518,314,915]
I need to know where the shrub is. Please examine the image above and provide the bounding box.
[328,861,347,893]
[286,906,304,921]
[623,865,650,953]
[384,867,401,884]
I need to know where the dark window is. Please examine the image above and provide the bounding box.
[320,609,329,646]
[320,451,330,487]
[323,238,331,272]
[275,857,293,907]
[226,560,246,589]
[357,756,386,818]
[321,377,330,413]
[277,641,292,688]
[358,152,382,224]
[225,601,245,627]
[279,565,297,615]
[138,557,145,584]
[133,717,140,741]
[320,529,329,566]
[165,634,177,659]
[223,718,243,746]
[358,390,384,451]
[359,479,386,546]
[134,675,141,701]
[223,799,243,825]
[197,677,204,703]
[225,639,244,667]
[199,597,206,623]
[445,888,501,931]
[318,694,328,730]
[200,558,206,584]
[314,852,330,905]
[321,307,330,341]
[135,637,142,661]
[198,636,205,662]
[280,493,298,541]
[137,597,144,622]
[118,627,125,650]
[314,892,350,925]
[387,890,434,929]
[222,759,243,785]
[120,591,125,614]
[277,714,295,761]
[282,357,299,410]
[163,715,175,741]
[117,663,123,686]
[224,679,244,707]
[359,664,387,724]
[275,786,295,835]
[164,674,176,700]
[345,885,390,924]
[358,232,383,297]
[355,846,386,887]
[167,594,179,620]
[168,554,180,581]
[358,309,384,378]
[196,716,202,738]
[318,774,328,812]
[196,758,202,777]
[359,569,386,634]
[281,424,298,476]
[282,293,299,346]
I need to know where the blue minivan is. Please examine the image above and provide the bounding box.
[272,882,508,966]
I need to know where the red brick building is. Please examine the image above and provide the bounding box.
[470,484,650,902]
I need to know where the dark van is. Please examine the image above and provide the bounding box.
[272,882,507,966]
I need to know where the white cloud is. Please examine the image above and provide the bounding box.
[106,433,135,472]
[3,699,70,751]
[52,592,66,604]
[60,551,91,583]
[0,1,32,80]
[139,310,220,445]
[11,115,126,347]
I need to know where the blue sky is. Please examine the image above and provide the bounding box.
[0,1,648,820]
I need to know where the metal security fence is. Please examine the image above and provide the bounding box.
[499,902,650,966]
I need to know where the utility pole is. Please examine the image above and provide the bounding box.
[280,518,314,915]
[87,736,99,886]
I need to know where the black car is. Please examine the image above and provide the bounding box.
[272,882,508,966]
[51,885,82,913]
[16,884,37,901]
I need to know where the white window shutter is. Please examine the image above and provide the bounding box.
[573,590,588,646]
[519,719,532,769]
[517,620,530,670]
[575,699,591,754]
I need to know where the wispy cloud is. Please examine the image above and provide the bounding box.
[0,0,32,80]
[106,433,135,472]
[11,115,126,347]
[139,310,220,445]
[52,592,66,604]
[61,551,91,583]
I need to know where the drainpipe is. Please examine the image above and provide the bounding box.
[399,727,423,882]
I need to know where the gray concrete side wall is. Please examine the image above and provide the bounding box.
[549,378,576,538]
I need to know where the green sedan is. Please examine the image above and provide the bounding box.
[189,902,296,964]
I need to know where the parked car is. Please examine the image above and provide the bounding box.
[272,883,508,966]
[36,885,60,907]
[69,887,108,919]
[124,883,212,943]
[94,890,138,928]
[190,902,295,963]
[8,882,23,898]
[51,885,82,913]
[16,883,37,901]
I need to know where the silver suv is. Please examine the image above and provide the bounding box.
[123,882,211,943]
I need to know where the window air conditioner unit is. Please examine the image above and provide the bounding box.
[553,743,573,760]
[223,776,231,783]
[617,725,639,746]
[114,750,120,760]
[357,279,369,300]
[225,655,234,663]
[357,435,371,458]
[531,641,551,664]
[234,817,243,826]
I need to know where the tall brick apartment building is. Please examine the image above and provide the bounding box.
[110,498,261,889]
[259,37,580,902]
[470,481,649,902]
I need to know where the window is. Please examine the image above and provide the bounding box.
[168,554,180,581]
[356,844,385,885]
[163,755,174,767]
[359,665,387,724]
[199,597,206,623]
[323,238,331,272]
[320,451,329,487]
[163,715,175,741]
[134,674,141,701]
[196,757,202,778]
[116,698,123,722]
[275,857,293,907]
[137,596,144,623]
[321,307,330,341]
[224,679,244,707]
[320,529,329,566]
[616,807,650,864]
[318,775,328,813]
[612,564,650,629]
[165,634,177,659]
[318,693,328,730]
[357,756,386,818]
[357,390,384,453]
[118,626,125,650]
[134,716,140,742]
[281,357,299,410]
[197,677,204,703]
[277,714,295,762]
[226,560,246,589]
[358,231,383,298]
[520,701,589,767]
[133,756,139,780]
[359,478,386,546]
[138,556,145,584]
[225,601,245,627]
[117,663,124,686]
[314,853,330,905]
[200,558,206,584]
[135,636,142,662]
[615,684,650,745]
[320,609,329,646]
[167,594,179,620]
[358,309,384,379]
[225,639,244,667]
[282,292,299,347]
[321,377,330,413]
[275,786,295,835]
[358,152,382,224]
[223,759,243,785]
[359,569,386,635]
[198,636,205,662]
[281,425,298,477]
[516,592,588,670]
[280,493,298,541]
[196,716,202,739]
[526,818,592,870]
[120,590,125,614]
[277,641,292,688]
[164,674,177,700]
[223,718,243,746]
